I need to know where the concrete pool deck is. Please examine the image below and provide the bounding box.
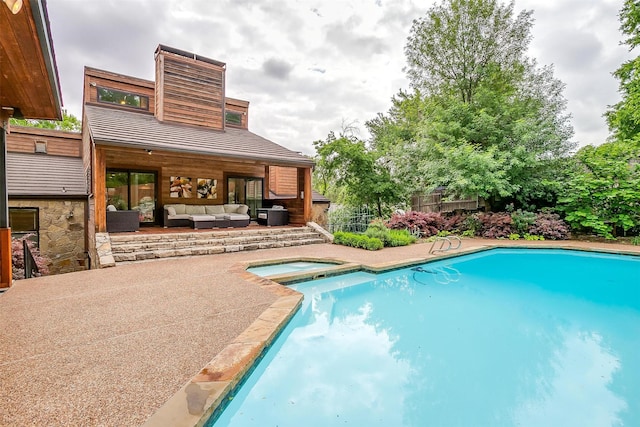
[1,239,639,426]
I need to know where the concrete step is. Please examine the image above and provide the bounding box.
[109,227,316,244]
[112,237,327,263]
[108,226,328,264]
[110,231,322,253]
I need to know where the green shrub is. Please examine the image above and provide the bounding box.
[333,231,383,250]
[463,214,482,236]
[461,229,475,238]
[364,227,391,246]
[364,224,416,247]
[509,233,521,240]
[631,236,640,246]
[523,233,545,241]
[387,229,417,247]
[510,209,536,235]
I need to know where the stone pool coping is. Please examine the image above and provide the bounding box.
[143,241,640,426]
[141,265,303,427]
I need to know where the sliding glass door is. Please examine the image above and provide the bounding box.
[106,170,157,224]
[227,177,263,218]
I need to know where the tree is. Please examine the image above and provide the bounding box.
[560,0,640,238]
[605,0,640,142]
[10,109,81,132]
[374,0,574,210]
[404,0,532,103]
[558,140,640,238]
[313,130,404,218]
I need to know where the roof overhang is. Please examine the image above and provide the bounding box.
[85,105,315,168]
[0,0,62,120]
[95,137,315,168]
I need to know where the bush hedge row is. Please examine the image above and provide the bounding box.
[386,210,570,240]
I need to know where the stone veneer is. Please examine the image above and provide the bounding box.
[9,200,87,275]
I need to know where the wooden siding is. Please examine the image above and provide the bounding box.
[6,126,81,157]
[0,0,62,120]
[83,67,155,114]
[101,146,265,209]
[269,166,298,196]
[269,168,312,225]
[155,49,225,129]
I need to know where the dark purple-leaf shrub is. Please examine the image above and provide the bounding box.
[387,211,445,237]
[443,214,467,232]
[478,212,512,239]
[529,212,570,240]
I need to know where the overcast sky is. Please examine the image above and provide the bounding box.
[46,0,633,156]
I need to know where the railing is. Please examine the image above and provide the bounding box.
[428,235,462,254]
[327,205,373,233]
[23,239,39,279]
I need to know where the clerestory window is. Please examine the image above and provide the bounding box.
[97,87,149,110]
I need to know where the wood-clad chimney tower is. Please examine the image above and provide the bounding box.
[154,45,226,129]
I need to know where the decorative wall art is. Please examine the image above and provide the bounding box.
[197,178,217,199]
[170,176,192,198]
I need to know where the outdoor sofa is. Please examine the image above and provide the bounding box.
[106,205,140,233]
[163,203,251,228]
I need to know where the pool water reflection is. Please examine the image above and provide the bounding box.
[210,249,640,427]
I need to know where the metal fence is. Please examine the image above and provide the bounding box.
[327,205,374,233]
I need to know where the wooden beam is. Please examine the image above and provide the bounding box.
[0,228,11,287]
[303,167,312,223]
[0,113,11,286]
[94,147,107,232]
[264,165,270,199]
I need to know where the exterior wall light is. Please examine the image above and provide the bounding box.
[3,0,23,14]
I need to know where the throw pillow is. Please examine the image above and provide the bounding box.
[167,206,177,216]
[237,205,249,215]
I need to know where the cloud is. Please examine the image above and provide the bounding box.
[44,0,633,157]
[324,17,389,58]
[262,58,294,80]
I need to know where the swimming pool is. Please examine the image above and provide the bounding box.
[246,261,340,277]
[208,248,640,426]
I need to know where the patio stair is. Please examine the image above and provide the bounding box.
[108,226,328,264]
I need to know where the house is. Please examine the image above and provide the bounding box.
[6,126,88,274]
[0,0,64,285]
[3,8,317,276]
[82,45,315,267]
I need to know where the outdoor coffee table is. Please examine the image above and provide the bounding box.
[189,215,230,229]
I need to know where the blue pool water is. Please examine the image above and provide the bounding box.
[247,261,339,277]
[210,249,640,427]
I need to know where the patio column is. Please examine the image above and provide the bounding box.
[94,146,107,232]
[0,111,12,286]
[303,167,312,223]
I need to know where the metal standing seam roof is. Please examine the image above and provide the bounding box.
[7,152,86,196]
[85,105,315,168]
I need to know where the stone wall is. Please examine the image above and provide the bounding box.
[311,202,330,227]
[9,199,87,275]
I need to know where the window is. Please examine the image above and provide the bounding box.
[225,111,242,126]
[97,87,149,110]
[9,207,39,247]
[106,170,157,223]
[34,140,47,154]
